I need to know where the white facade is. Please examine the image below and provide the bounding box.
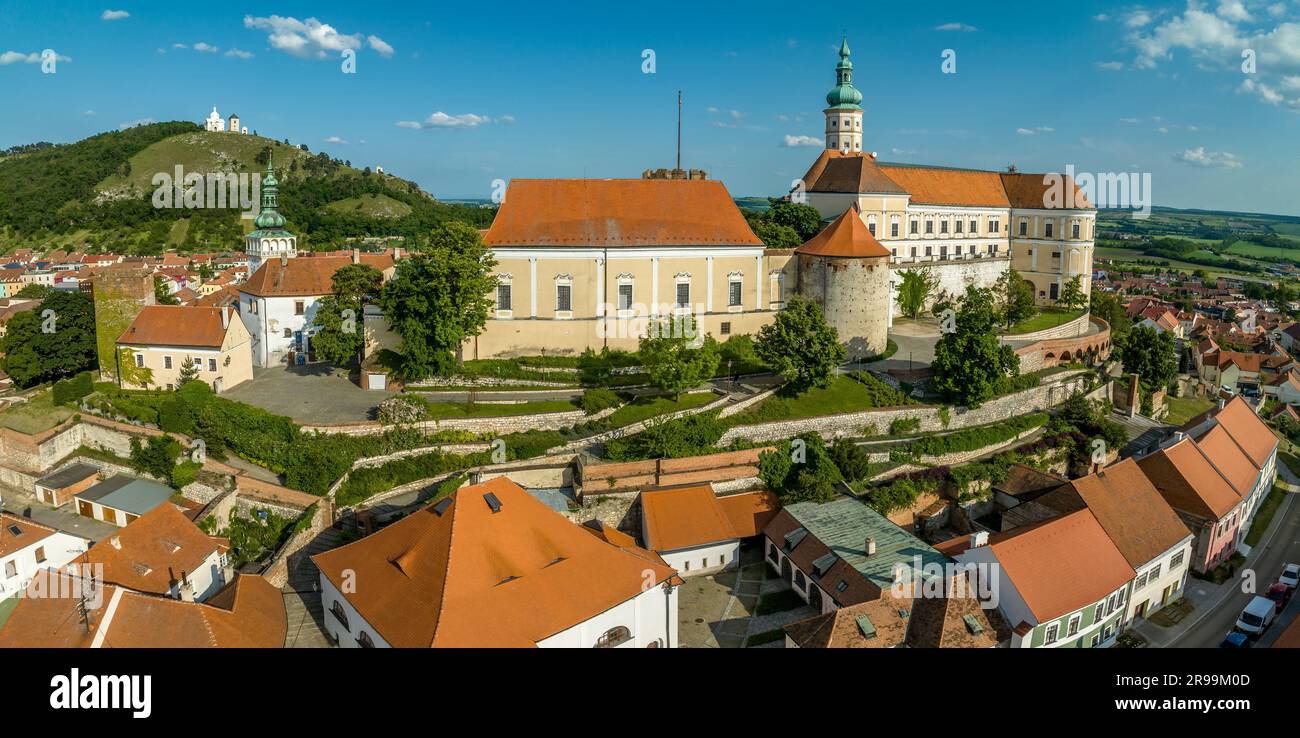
[239,291,322,368]
[0,526,90,601]
[656,540,739,578]
[318,570,678,648]
[204,106,226,132]
[245,233,297,277]
[1126,538,1194,621]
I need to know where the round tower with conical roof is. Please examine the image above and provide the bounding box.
[824,38,864,153]
[795,205,890,358]
[245,160,296,275]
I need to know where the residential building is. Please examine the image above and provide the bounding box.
[75,503,231,603]
[312,477,681,647]
[944,510,1136,648]
[116,305,254,392]
[1180,396,1279,534]
[1138,437,1246,574]
[73,475,176,527]
[0,513,91,601]
[639,485,778,576]
[0,571,285,647]
[762,497,949,613]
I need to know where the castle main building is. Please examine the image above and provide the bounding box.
[463,40,1094,361]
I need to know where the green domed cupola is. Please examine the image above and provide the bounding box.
[253,160,287,230]
[825,37,863,109]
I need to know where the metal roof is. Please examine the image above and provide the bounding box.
[35,462,99,490]
[783,497,948,591]
[75,475,173,516]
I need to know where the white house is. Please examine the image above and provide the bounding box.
[312,477,681,648]
[639,485,778,577]
[0,513,90,601]
[77,502,231,603]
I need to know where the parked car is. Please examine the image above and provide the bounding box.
[1267,582,1289,610]
[1219,632,1251,648]
[1235,596,1277,637]
[1280,563,1300,590]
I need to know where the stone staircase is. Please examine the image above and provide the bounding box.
[281,526,343,648]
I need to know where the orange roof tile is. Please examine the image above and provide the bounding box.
[0,512,58,558]
[1000,171,1094,209]
[1212,396,1278,468]
[116,305,233,349]
[1138,438,1241,520]
[74,503,224,597]
[483,179,763,247]
[794,207,891,258]
[1037,459,1191,568]
[878,165,1010,208]
[717,490,780,538]
[312,478,678,647]
[1192,425,1259,497]
[642,486,779,551]
[239,254,394,298]
[985,509,1134,622]
[800,150,909,196]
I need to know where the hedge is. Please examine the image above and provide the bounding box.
[896,413,1049,460]
[52,372,94,406]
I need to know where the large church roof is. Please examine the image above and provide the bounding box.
[483,179,763,248]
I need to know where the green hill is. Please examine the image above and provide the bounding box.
[0,121,495,255]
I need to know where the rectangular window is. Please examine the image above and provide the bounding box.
[1072,222,1081,238]
[728,280,742,307]
[1149,562,1161,579]
[134,354,144,368]
[250,300,258,314]
[989,219,999,233]
[1019,220,1028,236]
[891,221,899,238]
[970,219,979,233]
[1135,572,1148,589]
[496,284,512,311]
[1171,551,1185,569]
[868,222,876,236]
[1067,614,1080,636]
[1044,623,1059,644]
[208,358,217,372]
[955,220,964,234]
[35,546,46,563]
[720,322,731,335]
[676,282,690,308]
[925,220,934,235]
[940,220,949,234]
[294,300,305,316]
[1045,222,1054,238]
[555,284,572,312]
[910,219,918,235]
[164,356,172,369]
[3,561,15,578]
[925,246,933,257]
[618,283,633,311]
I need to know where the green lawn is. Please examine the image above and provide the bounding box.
[729,375,912,426]
[1163,395,1215,427]
[1006,308,1087,335]
[601,391,715,427]
[0,390,74,434]
[0,594,18,631]
[1244,486,1287,547]
[422,398,579,419]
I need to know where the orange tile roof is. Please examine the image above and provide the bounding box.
[73,502,224,597]
[1212,396,1278,468]
[878,165,1010,208]
[800,150,909,196]
[312,477,678,647]
[1138,438,1242,520]
[1000,171,1094,210]
[239,254,394,297]
[985,509,1134,622]
[116,305,233,349]
[783,589,913,648]
[1038,459,1191,568]
[483,179,763,247]
[794,207,891,258]
[0,512,58,558]
[1192,425,1259,497]
[0,572,284,648]
[641,485,779,551]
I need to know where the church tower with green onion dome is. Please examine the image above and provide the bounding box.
[244,159,297,275]
[824,37,864,153]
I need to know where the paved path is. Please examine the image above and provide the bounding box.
[280,526,342,648]
[225,366,394,424]
[675,546,816,648]
[0,482,119,543]
[1131,486,1299,648]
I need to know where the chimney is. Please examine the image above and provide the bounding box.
[109,536,122,550]
[220,306,229,329]
[394,247,402,262]
[352,248,360,265]
[865,537,876,556]
[970,531,990,549]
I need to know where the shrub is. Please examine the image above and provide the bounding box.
[52,372,94,406]
[171,460,201,489]
[867,467,949,514]
[898,413,1049,459]
[581,388,621,415]
[889,417,921,435]
[847,371,916,407]
[129,434,181,480]
[831,437,873,482]
[378,396,428,425]
[603,412,728,461]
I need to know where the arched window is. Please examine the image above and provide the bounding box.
[329,600,350,630]
[357,631,375,648]
[595,626,632,648]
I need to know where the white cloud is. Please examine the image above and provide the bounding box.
[324,136,348,145]
[367,35,394,58]
[244,15,383,59]
[1268,3,1288,19]
[1016,126,1055,135]
[1094,14,1110,22]
[100,9,129,21]
[118,117,156,130]
[225,49,254,59]
[398,112,498,129]
[781,135,822,147]
[1239,77,1287,104]
[498,115,516,124]
[1095,60,1125,71]
[1175,146,1242,168]
[1126,10,1153,29]
[172,43,187,49]
[1216,1,1252,23]
[83,109,96,116]
[192,42,219,53]
[1119,117,1140,123]
[0,50,71,64]
[935,22,977,32]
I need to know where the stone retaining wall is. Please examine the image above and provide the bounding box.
[301,406,617,437]
[1002,312,1090,343]
[717,371,1092,446]
[547,392,729,454]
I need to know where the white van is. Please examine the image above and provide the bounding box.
[1235,596,1276,636]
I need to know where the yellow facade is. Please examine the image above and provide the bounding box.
[118,317,254,393]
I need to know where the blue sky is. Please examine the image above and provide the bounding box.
[2,1,1299,214]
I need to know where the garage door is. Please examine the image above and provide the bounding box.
[367,373,387,390]
[77,499,93,517]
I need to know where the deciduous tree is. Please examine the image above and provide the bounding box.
[755,296,846,394]
[930,285,1020,408]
